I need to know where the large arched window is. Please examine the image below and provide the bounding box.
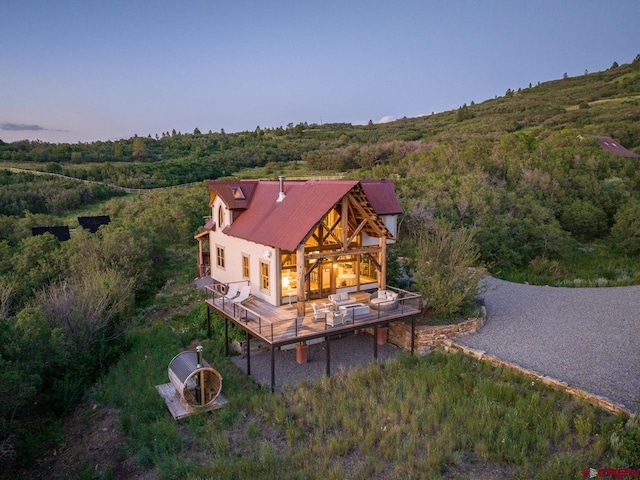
[218,205,224,228]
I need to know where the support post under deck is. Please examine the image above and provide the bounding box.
[325,335,331,377]
[411,316,416,355]
[373,325,378,362]
[271,346,276,393]
[224,316,229,357]
[246,330,251,376]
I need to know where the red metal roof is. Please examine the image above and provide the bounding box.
[360,179,403,215]
[595,136,640,158]
[206,179,401,251]
[206,180,259,209]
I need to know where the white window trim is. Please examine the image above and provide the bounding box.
[242,253,250,279]
[215,244,226,270]
[259,259,270,293]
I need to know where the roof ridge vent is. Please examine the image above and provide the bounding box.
[276,176,286,203]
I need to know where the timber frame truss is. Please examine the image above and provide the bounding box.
[292,184,393,316]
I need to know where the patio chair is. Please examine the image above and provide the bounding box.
[326,310,346,327]
[232,285,252,304]
[222,283,239,301]
[311,302,332,322]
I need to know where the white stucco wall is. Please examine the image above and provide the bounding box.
[361,214,398,246]
[208,197,278,305]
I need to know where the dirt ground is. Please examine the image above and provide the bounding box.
[39,403,156,480]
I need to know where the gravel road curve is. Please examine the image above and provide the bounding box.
[458,277,640,413]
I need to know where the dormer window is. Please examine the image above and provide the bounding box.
[230,186,245,200]
[218,206,224,228]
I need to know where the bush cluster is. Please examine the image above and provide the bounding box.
[0,184,209,469]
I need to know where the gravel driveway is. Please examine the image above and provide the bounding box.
[457,278,640,413]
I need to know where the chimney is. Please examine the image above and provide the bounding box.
[276,176,286,203]
[196,345,203,368]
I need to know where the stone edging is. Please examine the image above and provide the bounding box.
[387,307,634,417]
[440,340,635,418]
[388,305,487,355]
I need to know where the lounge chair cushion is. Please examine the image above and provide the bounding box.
[328,293,356,307]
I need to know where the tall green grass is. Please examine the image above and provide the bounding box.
[94,317,638,480]
[86,241,640,479]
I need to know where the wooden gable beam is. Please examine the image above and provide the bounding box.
[346,218,368,247]
[346,192,388,238]
[319,212,342,245]
[364,252,381,272]
[341,197,349,251]
[296,243,306,316]
[307,246,380,260]
[303,258,323,281]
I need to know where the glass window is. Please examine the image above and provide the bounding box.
[361,255,378,282]
[230,186,245,200]
[260,261,270,292]
[218,206,224,227]
[216,246,225,269]
[242,254,250,279]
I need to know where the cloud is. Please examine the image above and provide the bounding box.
[378,115,395,124]
[0,123,46,131]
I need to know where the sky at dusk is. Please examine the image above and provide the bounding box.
[2,0,639,144]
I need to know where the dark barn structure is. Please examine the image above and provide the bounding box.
[78,215,111,233]
[31,226,71,241]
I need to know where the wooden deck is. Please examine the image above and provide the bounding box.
[156,383,228,419]
[205,287,422,348]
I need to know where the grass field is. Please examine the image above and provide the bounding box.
[84,270,639,480]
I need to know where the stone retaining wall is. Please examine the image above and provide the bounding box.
[441,340,634,417]
[388,306,486,355]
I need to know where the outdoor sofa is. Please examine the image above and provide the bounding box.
[369,289,399,311]
[328,292,357,308]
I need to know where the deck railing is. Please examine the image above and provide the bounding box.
[206,283,276,340]
[205,283,422,344]
[383,286,423,318]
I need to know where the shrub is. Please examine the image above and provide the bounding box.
[529,256,565,279]
[413,220,485,318]
[38,268,134,350]
[560,198,608,241]
[611,200,640,254]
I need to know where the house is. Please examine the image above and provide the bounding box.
[195,177,422,391]
[595,136,640,158]
[195,177,402,316]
